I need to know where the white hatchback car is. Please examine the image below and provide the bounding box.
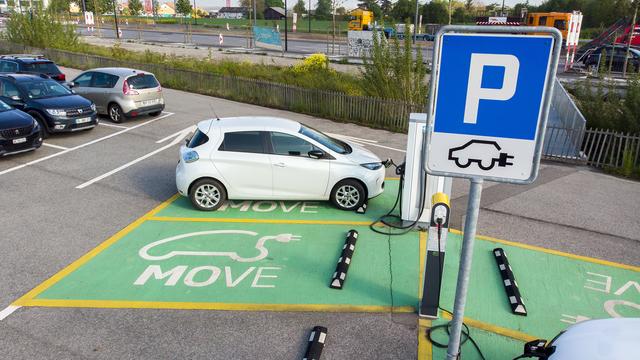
[176,117,386,211]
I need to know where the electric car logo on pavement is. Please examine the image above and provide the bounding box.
[448,140,514,170]
[138,230,301,262]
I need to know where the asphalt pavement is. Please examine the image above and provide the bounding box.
[0,66,637,359]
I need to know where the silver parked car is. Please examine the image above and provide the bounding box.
[69,68,164,123]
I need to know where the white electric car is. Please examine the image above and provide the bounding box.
[175,117,386,211]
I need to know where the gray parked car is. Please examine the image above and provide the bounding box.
[68,68,164,123]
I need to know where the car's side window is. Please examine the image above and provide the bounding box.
[269,132,316,157]
[92,72,119,88]
[74,72,93,87]
[219,131,266,154]
[0,60,18,72]
[0,79,20,98]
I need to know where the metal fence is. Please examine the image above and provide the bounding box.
[1,41,600,165]
[0,41,421,132]
[542,78,587,161]
[581,129,640,169]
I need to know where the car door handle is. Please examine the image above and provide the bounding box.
[274,162,286,167]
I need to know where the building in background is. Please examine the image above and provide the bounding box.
[217,6,248,19]
[157,2,175,16]
[264,7,285,20]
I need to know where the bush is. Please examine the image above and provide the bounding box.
[3,9,79,49]
[360,23,428,103]
[569,77,640,134]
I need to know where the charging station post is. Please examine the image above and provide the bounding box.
[422,26,562,359]
[419,192,450,318]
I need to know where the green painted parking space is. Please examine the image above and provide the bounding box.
[439,233,640,340]
[153,179,401,224]
[13,184,639,359]
[19,220,420,311]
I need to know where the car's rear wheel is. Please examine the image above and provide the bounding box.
[149,111,162,116]
[108,103,124,123]
[189,178,227,211]
[29,111,48,139]
[331,179,365,211]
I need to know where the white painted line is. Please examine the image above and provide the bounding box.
[326,132,379,144]
[346,139,406,153]
[0,305,20,321]
[0,112,174,177]
[76,125,196,189]
[98,122,128,129]
[41,142,69,150]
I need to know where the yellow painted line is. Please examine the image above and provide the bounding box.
[17,298,416,313]
[418,231,426,299]
[385,177,400,180]
[450,229,640,272]
[417,318,433,360]
[148,216,376,226]
[441,311,538,343]
[12,194,180,306]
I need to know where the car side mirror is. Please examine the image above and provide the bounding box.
[185,137,191,146]
[67,81,76,88]
[308,150,325,159]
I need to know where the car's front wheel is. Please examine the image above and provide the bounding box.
[331,179,365,211]
[29,111,49,139]
[108,103,124,123]
[189,178,227,211]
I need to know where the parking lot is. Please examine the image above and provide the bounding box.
[1,67,638,359]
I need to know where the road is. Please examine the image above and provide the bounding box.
[76,26,435,59]
[0,66,637,359]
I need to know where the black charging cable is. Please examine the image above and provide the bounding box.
[370,160,429,236]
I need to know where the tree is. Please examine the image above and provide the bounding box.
[265,0,284,8]
[358,0,382,19]
[452,6,466,23]
[315,0,332,20]
[380,0,392,17]
[390,0,414,21]
[422,0,448,24]
[336,6,347,15]
[128,0,143,16]
[240,0,265,19]
[48,0,71,13]
[293,0,306,15]
[175,0,192,17]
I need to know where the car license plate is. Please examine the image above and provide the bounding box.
[12,137,26,144]
[142,99,159,106]
[76,117,92,124]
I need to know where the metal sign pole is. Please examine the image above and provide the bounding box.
[446,177,483,359]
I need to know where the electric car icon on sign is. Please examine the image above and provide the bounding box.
[448,140,514,171]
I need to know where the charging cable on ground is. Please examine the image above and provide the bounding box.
[369,159,428,236]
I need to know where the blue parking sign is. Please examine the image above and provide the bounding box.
[425,28,561,183]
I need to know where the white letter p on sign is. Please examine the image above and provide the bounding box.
[464,53,520,124]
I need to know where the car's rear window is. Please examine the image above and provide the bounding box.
[188,129,209,148]
[219,131,265,153]
[23,62,61,74]
[126,74,159,89]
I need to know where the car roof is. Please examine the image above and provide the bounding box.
[84,67,154,77]
[199,116,301,133]
[0,73,51,81]
[0,56,53,64]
